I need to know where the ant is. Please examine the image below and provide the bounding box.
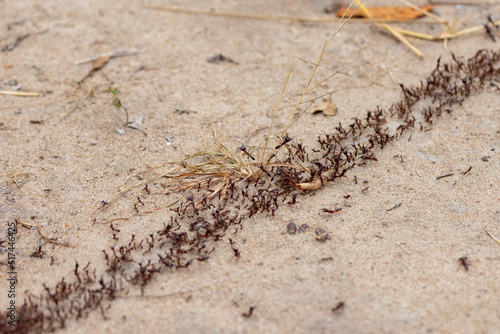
[275,134,292,150]
[321,208,342,214]
[242,306,255,318]
[459,256,469,271]
[239,144,255,160]
[484,23,496,42]
[332,302,345,313]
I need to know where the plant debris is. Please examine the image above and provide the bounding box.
[78,56,110,83]
[17,220,69,247]
[128,116,147,135]
[486,230,500,245]
[1,34,30,52]
[386,202,402,211]
[310,95,337,116]
[75,47,146,65]
[0,91,39,97]
[336,4,435,21]
[436,173,453,180]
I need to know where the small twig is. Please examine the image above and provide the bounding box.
[61,100,84,120]
[436,173,453,180]
[486,231,500,245]
[429,1,497,6]
[462,166,472,175]
[386,202,402,211]
[75,47,146,65]
[394,19,500,41]
[395,0,447,25]
[1,34,30,52]
[17,220,69,247]
[0,91,39,97]
[355,0,424,57]
[146,5,421,24]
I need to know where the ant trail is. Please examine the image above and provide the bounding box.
[4,49,500,332]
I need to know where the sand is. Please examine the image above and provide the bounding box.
[1,1,499,333]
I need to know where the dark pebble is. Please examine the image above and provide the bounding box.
[315,228,326,235]
[315,227,330,242]
[297,224,309,233]
[286,222,297,234]
[481,156,489,162]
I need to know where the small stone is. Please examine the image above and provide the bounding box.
[481,156,489,162]
[298,224,309,233]
[315,227,326,235]
[286,222,297,234]
[315,227,330,243]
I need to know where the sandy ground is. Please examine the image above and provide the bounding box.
[1,0,500,333]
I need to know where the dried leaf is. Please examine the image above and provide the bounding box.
[336,4,435,21]
[296,177,322,191]
[91,55,110,70]
[79,56,111,83]
[310,95,336,116]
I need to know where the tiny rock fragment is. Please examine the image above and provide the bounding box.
[286,222,297,234]
[310,95,336,116]
[315,227,330,243]
[481,156,489,162]
[298,224,309,233]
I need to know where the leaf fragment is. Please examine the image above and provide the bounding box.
[128,116,147,135]
[91,55,110,71]
[296,177,322,191]
[336,4,435,21]
[310,95,336,116]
